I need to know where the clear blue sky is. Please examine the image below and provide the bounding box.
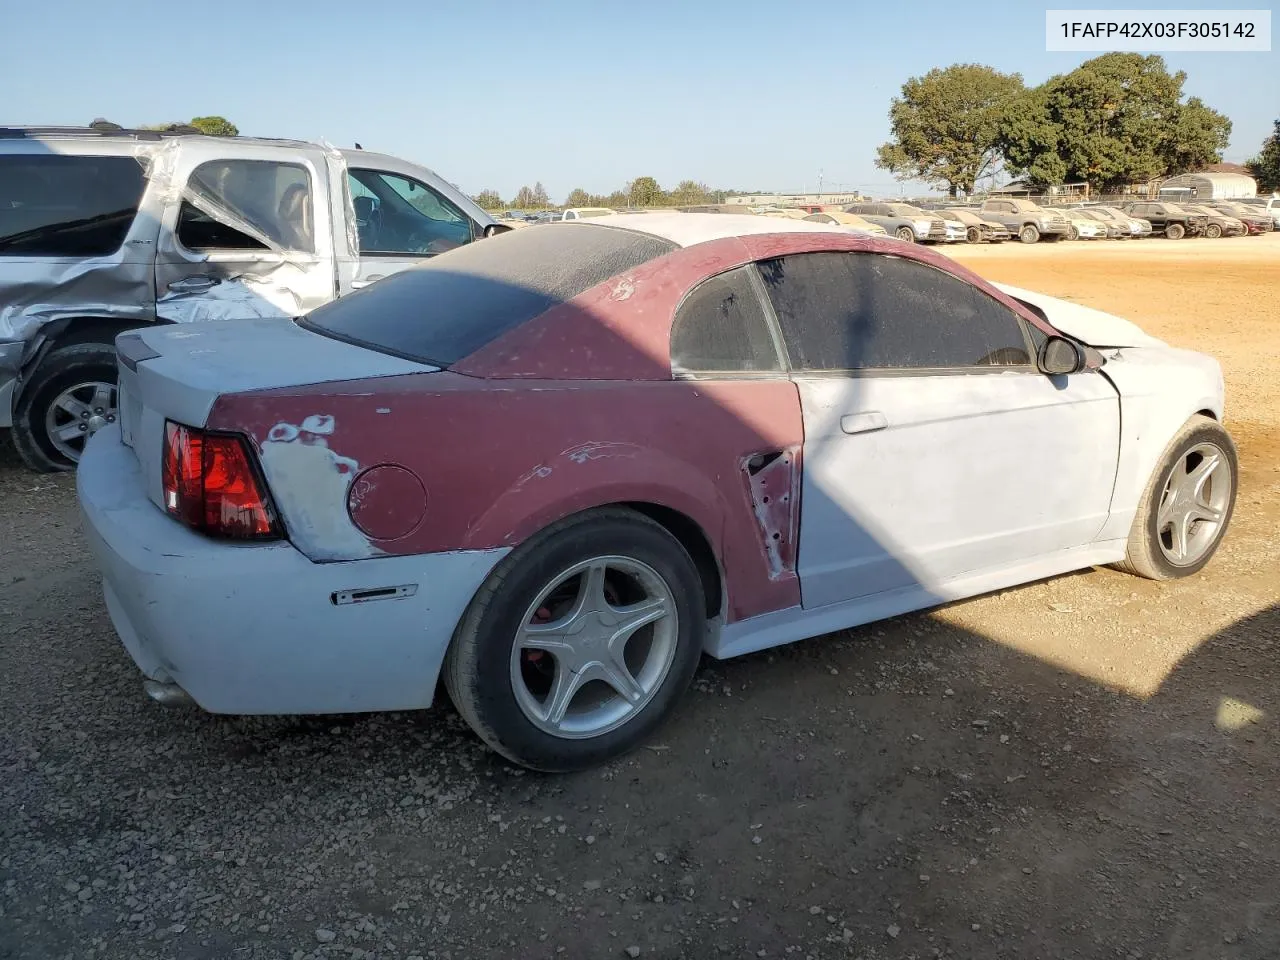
[4,0,1276,201]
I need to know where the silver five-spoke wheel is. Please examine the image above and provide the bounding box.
[511,556,678,739]
[1115,414,1238,581]
[44,380,118,464]
[444,508,706,771]
[1155,441,1231,567]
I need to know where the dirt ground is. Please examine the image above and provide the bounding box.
[1,235,1278,960]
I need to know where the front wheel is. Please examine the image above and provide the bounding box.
[966,226,981,243]
[11,343,119,473]
[895,226,916,243]
[1204,223,1222,239]
[1019,224,1040,244]
[444,508,706,772]
[1165,222,1185,240]
[1067,225,1080,241]
[1112,415,1238,581]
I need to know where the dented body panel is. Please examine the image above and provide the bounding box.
[77,425,507,713]
[210,374,806,621]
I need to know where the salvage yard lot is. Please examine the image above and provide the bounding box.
[2,236,1278,959]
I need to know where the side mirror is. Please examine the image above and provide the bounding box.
[483,223,511,238]
[1038,336,1087,376]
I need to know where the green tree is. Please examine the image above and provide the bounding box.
[565,187,592,207]
[1246,119,1280,191]
[628,176,664,207]
[512,185,537,209]
[875,64,1025,197]
[605,190,630,209]
[531,181,551,207]
[669,179,712,206]
[189,116,238,136]
[998,53,1231,192]
[473,189,504,209]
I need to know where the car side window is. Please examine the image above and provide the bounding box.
[670,267,783,375]
[347,169,475,256]
[756,252,1033,372]
[177,159,315,253]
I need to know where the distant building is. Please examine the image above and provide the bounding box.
[1158,172,1257,200]
[724,192,864,207]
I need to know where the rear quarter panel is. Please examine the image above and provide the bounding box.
[208,374,805,623]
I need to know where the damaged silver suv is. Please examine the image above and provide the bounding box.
[1,126,504,471]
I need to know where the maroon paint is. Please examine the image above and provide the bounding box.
[209,375,806,623]
[457,232,1063,383]
[347,465,428,541]
[452,238,754,382]
[207,229,1070,625]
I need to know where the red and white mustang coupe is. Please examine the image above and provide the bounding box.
[78,213,1237,771]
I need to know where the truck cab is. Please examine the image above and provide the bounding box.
[0,127,503,471]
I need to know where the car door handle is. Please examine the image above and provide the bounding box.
[840,411,888,435]
[167,275,221,293]
[351,275,384,289]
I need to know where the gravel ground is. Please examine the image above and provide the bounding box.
[2,237,1278,959]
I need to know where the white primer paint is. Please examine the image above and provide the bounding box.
[258,416,375,561]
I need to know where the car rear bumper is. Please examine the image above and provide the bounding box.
[77,425,509,715]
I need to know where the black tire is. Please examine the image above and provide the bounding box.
[11,342,119,473]
[1019,224,1040,244]
[966,226,981,243]
[1205,223,1222,239]
[895,226,916,243]
[1067,224,1080,241]
[1165,222,1185,240]
[443,507,707,772]
[1112,415,1238,581]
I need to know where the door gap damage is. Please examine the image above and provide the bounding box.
[743,447,800,577]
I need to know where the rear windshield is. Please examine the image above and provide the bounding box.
[300,223,677,365]
[0,154,147,257]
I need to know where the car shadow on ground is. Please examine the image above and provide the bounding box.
[3,563,1274,958]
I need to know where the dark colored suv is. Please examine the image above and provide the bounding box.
[1120,202,1208,239]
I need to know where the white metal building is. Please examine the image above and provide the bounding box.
[1158,172,1258,200]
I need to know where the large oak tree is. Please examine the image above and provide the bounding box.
[875,64,1025,197]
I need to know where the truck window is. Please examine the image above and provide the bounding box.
[177,159,315,254]
[0,155,147,257]
[347,169,475,257]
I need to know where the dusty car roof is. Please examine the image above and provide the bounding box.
[557,212,839,248]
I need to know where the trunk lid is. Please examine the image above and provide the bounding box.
[114,318,438,511]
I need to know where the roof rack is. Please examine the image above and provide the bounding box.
[0,125,198,140]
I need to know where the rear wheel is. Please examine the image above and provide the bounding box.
[1205,223,1222,239]
[1019,224,1040,244]
[444,508,706,771]
[895,226,915,243]
[966,226,981,243]
[1165,222,1185,240]
[1067,224,1080,241]
[1113,415,1237,581]
[11,343,119,473]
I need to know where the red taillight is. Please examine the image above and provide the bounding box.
[162,420,281,540]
